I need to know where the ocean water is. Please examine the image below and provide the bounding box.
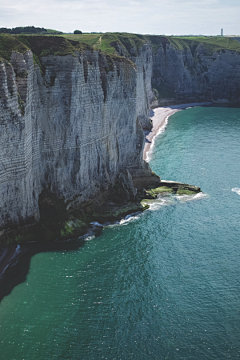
[0,106,240,359]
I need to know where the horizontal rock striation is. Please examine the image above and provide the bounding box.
[150,41,240,107]
[110,35,240,109]
[1,34,239,241]
[113,41,153,130]
[0,45,158,240]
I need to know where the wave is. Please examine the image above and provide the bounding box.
[119,212,142,225]
[232,187,240,195]
[84,234,96,242]
[176,192,208,202]
[105,192,208,227]
[148,196,176,211]
[106,212,143,228]
[149,191,207,209]
[90,221,103,227]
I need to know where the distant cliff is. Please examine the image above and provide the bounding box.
[150,39,240,107]
[106,34,240,108]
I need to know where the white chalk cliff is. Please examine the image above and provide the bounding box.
[0,35,240,236]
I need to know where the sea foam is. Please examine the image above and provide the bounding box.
[232,188,240,195]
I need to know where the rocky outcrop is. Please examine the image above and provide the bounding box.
[144,181,201,199]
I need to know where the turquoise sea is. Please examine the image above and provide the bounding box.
[0,106,240,359]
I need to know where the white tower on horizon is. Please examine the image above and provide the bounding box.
[221,28,223,36]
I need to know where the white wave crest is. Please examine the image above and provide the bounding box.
[176,192,208,202]
[148,196,176,211]
[84,234,96,242]
[119,212,142,225]
[90,221,103,227]
[85,192,207,234]
[232,187,240,195]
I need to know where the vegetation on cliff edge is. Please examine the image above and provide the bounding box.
[1,32,240,65]
[63,33,240,56]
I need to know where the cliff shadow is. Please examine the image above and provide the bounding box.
[0,238,86,303]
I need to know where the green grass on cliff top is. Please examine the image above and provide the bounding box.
[0,34,94,67]
[0,34,28,61]
[1,33,240,64]
[173,36,240,53]
[63,33,240,55]
[63,32,147,55]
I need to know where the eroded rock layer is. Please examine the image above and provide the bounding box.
[0,48,154,237]
[1,34,240,240]
[150,41,240,107]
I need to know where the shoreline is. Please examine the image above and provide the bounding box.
[0,101,211,302]
[143,102,212,162]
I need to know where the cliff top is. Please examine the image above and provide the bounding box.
[63,33,240,55]
[1,32,240,64]
[167,36,240,54]
[0,34,93,63]
[0,34,135,73]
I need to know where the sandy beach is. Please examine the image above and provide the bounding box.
[143,102,212,161]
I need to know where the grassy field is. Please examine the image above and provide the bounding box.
[63,32,147,55]
[179,36,240,54]
[1,32,240,64]
[63,33,101,47]
[63,33,240,55]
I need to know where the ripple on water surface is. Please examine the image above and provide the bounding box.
[1,107,240,359]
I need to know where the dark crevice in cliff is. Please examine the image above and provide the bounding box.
[83,56,88,83]
[116,139,120,163]
[143,65,146,82]
[161,37,170,55]
[98,53,108,102]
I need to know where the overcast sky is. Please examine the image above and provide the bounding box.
[0,0,239,35]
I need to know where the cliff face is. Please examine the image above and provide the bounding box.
[1,34,240,237]
[151,42,240,106]
[113,41,153,130]
[0,46,153,234]
[111,35,240,110]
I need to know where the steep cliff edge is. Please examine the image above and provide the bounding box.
[1,33,238,243]
[80,33,240,108]
[151,37,240,107]
[0,35,160,243]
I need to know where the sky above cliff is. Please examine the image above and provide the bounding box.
[0,0,239,35]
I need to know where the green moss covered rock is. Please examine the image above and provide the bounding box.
[145,186,173,199]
